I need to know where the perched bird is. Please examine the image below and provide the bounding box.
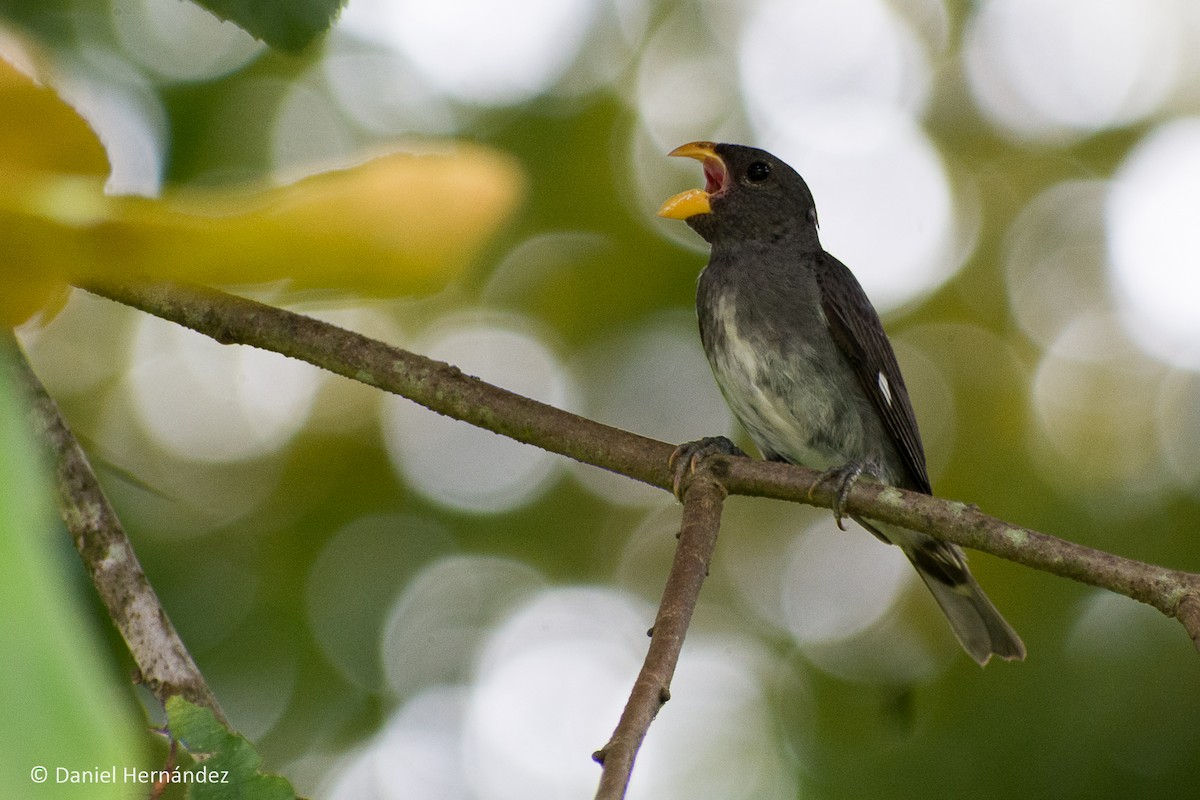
[658,141,1024,665]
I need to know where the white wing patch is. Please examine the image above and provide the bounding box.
[877,371,892,408]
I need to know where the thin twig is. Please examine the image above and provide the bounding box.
[593,466,726,800]
[77,280,1200,649]
[5,333,228,725]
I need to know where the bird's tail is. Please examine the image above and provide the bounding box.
[861,519,1026,665]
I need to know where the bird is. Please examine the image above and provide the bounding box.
[657,141,1025,665]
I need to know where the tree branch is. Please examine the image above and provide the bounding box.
[593,465,726,800]
[6,332,228,726]
[75,279,1200,793]
[78,281,1200,645]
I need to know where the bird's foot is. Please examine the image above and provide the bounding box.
[808,462,866,530]
[669,436,746,500]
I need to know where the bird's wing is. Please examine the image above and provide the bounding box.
[813,251,932,493]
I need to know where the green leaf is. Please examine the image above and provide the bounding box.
[187,0,347,52]
[166,696,298,800]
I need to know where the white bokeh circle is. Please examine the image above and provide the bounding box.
[964,0,1183,139]
[739,0,931,151]
[127,313,322,463]
[338,0,599,106]
[782,520,913,647]
[380,311,574,513]
[1107,118,1200,370]
[111,0,264,83]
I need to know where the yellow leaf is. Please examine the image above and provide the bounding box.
[0,41,525,325]
[0,47,108,179]
[87,147,526,294]
[0,207,73,325]
[0,45,107,324]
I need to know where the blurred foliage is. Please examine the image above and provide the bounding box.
[3,1,1200,799]
[0,0,344,52]
[188,0,347,52]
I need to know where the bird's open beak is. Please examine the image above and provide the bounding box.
[657,141,726,220]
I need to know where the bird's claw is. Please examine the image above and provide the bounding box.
[807,462,866,530]
[669,436,745,501]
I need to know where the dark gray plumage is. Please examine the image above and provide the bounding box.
[660,142,1024,665]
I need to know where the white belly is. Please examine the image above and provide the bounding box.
[706,294,853,471]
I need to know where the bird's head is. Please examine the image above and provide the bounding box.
[658,142,819,247]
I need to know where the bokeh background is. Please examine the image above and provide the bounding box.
[4,0,1200,797]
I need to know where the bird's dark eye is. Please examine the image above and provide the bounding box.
[746,161,771,183]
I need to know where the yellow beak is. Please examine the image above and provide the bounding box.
[657,141,723,220]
